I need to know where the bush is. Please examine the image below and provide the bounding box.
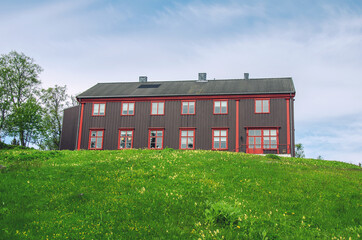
[205,201,242,227]
[265,154,281,160]
[0,141,29,150]
[0,141,8,149]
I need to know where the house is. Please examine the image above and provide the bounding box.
[60,73,296,156]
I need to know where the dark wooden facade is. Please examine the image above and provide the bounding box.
[61,95,295,156]
[60,105,80,150]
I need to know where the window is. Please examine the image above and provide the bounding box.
[181,101,195,115]
[213,100,228,114]
[248,130,262,150]
[138,84,161,88]
[92,103,106,116]
[262,129,278,149]
[180,129,195,149]
[247,128,278,154]
[151,101,165,115]
[121,102,135,116]
[148,129,164,149]
[255,99,270,113]
[118,130,134,149]
[212,129,228,150]
[89,130,104,150]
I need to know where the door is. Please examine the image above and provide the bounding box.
[246,129,263,154]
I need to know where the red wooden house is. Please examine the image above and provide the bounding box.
[60,73,296,156]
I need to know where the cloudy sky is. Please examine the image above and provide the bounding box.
[1,0,361,164]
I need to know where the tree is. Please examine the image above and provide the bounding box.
[0,82,11,142]
[70,95,79,107]
[39,85,70,150]
[0,51,43,146]
[6,97,44,146]
[0,57,12,141]
[295,143,305,158]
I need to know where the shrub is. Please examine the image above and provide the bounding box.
[205,201,242,227]
[265,154,281,160]
[0,141,8,149]
[0,141,29,150]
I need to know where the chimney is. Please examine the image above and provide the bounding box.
[139,76,147,82]
[198,73,207,82]
[244,73,249,80]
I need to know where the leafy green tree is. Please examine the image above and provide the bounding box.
[0,57,12,141]
[295,143,305,158]
[6,97,44,146]
[0,51,43,146]
[39,85,70,150]
[0,84,11,142]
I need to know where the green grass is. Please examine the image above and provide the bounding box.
[0,149,361,239]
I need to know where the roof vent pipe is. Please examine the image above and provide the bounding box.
[198,73,207,82]
[244,73,249,80]
[139,76,147,82]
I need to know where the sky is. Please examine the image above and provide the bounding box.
[1,0,361,165]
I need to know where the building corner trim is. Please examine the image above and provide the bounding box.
[235,100,240,152]
[286,99,290,154]
[77,103,85,150]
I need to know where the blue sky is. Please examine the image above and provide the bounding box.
[1,0,361,164]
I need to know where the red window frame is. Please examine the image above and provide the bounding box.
[88,129,104,150]
[121,102,135,116]
[92,102,106,116]
[212,128,228,150]
[148,128,164,149]
[150,101,165,115]
[246,128,279,154]
[118,129,134,149]
[179,128,195,150]
[255,99,270,114]
[181,100,196,115]
[262,129,278,149]
[213,100,228,115]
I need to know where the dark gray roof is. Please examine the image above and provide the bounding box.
[77,78,295,99]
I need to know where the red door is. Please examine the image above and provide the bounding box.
[247,130,263,154]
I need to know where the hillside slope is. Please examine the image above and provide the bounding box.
[0,149,360,239]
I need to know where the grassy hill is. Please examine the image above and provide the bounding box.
[0,149,360,239]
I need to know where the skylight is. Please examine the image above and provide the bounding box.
[138,84,161,88]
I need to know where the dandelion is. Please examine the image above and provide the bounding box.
[139,187,146,194]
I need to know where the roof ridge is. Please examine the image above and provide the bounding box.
[95,77,292,84]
